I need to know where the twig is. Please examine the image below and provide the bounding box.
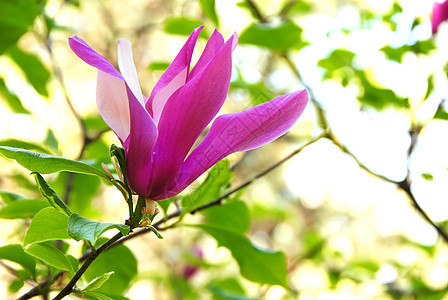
[52,232,123,300]
[0,262,36,288]
[20,132,326,299]
[244,0,269,23]
[281,53,329,129]
[281,49,448,245]
[110,130,328,246]
[279,0,299,18]
[44,37,87,150]
[17,272,63,300]
[397,179,448,243]
[330,126,448,243]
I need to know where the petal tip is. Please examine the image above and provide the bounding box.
[118,38,131,45]
[230,32,239,50]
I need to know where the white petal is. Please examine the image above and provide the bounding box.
[117,38,145,106]
[97,70,130,141]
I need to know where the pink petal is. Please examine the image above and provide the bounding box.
[147,27,203,123]
[149,33,238,199]
[69,36,122,80]
[432,0,448,34]
[160,89,308,199]
[125,86,158,197]
[117,39,146,106]
[70,36,130,141]
[188,29,225,80]
[96,71,130,142]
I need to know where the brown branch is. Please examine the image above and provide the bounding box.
[17,272,63,300]
[397,179,448,243]
[52,232,123,300]
[111,130,328,246]
[279,0,299,18]
[281,53,329,129]
[280,48,448,246]
[19,132,326,299]
[0,262,36,288]
[330,128,448,243]
[244,0,269,23]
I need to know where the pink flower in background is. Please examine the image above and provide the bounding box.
[432,0,448,34]
[183,246,204,280]
[69,27,308,200]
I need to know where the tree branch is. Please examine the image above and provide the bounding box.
[111,130,328,245]
[52,232,123,300]
[244,0,269,23]
[281,49,448,246]
[19,132,325,299]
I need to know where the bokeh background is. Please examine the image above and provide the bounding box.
[1,0,448,299]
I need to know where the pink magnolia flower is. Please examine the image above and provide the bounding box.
[432,0,448,34]
[69,27,308,200]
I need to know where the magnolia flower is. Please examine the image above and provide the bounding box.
[69,27,308,200]
[432,0,448,34]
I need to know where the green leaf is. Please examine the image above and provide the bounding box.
[84,115,109,133]
[199,0,219,25]
[381,45,409,63]
[239,20,305,51]
[0,139,51,154]
[52,173,101,219]
[32,172,71,216]
[434,101,448,120]
[201,200,250,234]
[208,277,245,295]
[0,244,36,278]
[9,279,24,292]
[157,198,174,220]
[80,291,129,300]
[80,291,114,300]
[82,138,111,171]
[318,49,355,72]
[0,146,109,179]
[7,45,51,97]
[67,213,130,245]
[44,129,59,153]
[357,71,408,109]
[144,225,164,239]
[208,284,257,300]
[181,160,232,218]
[164,17,208,38]
[23,207,70,246]
[147,61,170,71]
[83,271,115,292]
[25,242,74,275]
[194,224,288,287]
[381,39,436,63]
[0,0,40,54]
[207,277,255,300]
[0,77,30,114]
[0,199,49,219]
[281,0,312,15]
[66,254,79,274]
[424,74,435,101]
[84,240,137,295]
[0,189,25,203]
[421,173,434,181]
[412,39,436,54]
